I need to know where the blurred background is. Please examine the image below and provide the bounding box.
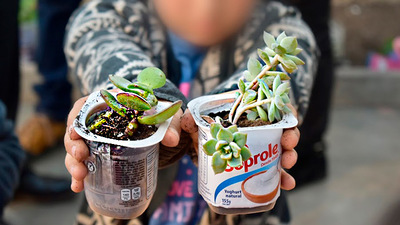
[2,0,400,224]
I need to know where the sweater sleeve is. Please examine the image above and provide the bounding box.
[0,101,25,216]
[210,2,319,123]
[64,0,187,108]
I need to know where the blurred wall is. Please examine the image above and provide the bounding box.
[332,0,400,65]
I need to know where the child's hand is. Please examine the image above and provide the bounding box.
[64,97,183,193]
[180,105,299,191]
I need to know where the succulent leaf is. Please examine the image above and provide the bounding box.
[223,145,231,153]
[262,76,275,88]
[264,71,291,81]
[109,75,132,91]
[203,139,218,156]
[109,75,147,96]
[221,152,233,160]
[271,43,278,50]
[138,100,182,125]
[146,94,158,107]
[233,132,247,148]
[264,47,276,57]
[285,55,305,66]
[268,101,276,122]
[210,123,223,138]
[257,106,268,121]
[275,95,285,110]
[227,154,243,168]
[243,90,257,104]
[275,82,290,96]
[247,57,262,77]
[280,37,297,54]
[227,125,239,134]
[282,93,290,103]
[258,49,271,66]
[241,146,252,161]
[127,82,154,94]
[273,75,281,93]
[239,78,246,93]
[274,107,282,121]
[216,140,229,150]
[263,31,276,48]
[275,45,287,55]
[246,110,258,121]
[276,32,287,44]
[212,151,228,174]
[217,128,234,143]
[137,67,166,89]
[230,142,241,158]
[259,79,272,98]
[117,93,151,111]
[293,48,303,55]
[278,55,298,73]
[100,90,127,117]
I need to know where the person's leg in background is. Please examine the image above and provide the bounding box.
[0,0,74,206]
[0,0,20,122]
[16,0,82,199]
[288,0,334,186]
[18,0,81,155]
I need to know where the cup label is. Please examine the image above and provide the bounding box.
[198,128,282,208]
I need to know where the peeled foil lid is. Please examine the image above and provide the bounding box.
[188,93,298,131]
[73,91,172,148]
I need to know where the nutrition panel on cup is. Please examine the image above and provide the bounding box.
[146,146,158,199]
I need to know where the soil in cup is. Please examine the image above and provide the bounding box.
[88,109,157,140]
[207,110,271,128]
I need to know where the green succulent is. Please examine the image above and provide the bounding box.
[229,31,305,124]
[88,67,182,137]
[203,122,251,174]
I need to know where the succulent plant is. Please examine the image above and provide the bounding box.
[229,31,305,124]
[88,67,182,137]
[202,32,306,174]
[203,120,251,174]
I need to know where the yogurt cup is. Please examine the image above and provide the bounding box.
[73,91,172,219]
[188,93,297,215]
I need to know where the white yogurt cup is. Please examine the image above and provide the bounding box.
[188,93,297,215]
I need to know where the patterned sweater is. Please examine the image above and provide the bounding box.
[65,0,318,224]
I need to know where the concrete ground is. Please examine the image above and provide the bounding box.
[3,64,400,225]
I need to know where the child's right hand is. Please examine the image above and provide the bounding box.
[64,96,89,193]
[64,96,184,193]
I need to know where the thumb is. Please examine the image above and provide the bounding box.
[161,109,183,147]
[181,109,198,134]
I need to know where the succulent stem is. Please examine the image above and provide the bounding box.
[248,55,279,90]
[232,99,272,124]
[229,95,243,123]
[229,56,279,124]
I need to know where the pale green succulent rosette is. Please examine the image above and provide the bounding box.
[203,123,252,174]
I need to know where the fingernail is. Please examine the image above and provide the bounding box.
[71,145,77,158]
